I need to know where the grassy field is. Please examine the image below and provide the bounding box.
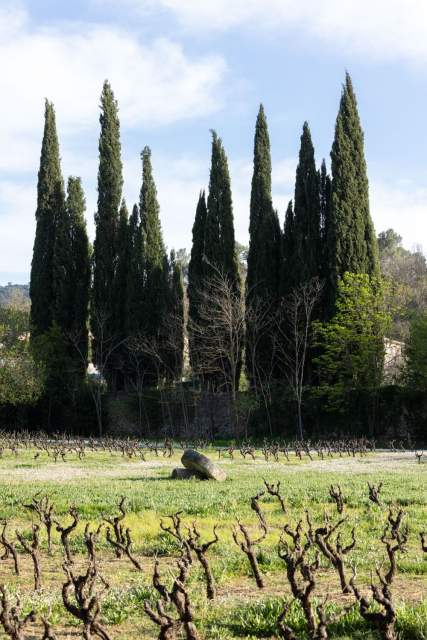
[0,447,425,639]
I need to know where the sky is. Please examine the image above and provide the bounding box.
[1,0,427,284]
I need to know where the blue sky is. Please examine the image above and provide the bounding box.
[1,0,426,284]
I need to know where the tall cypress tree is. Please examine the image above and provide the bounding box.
[293,122,321,285]
[281,200,295,298]
[92,80,123,368]
[205,131,240,291]
[52,177,90,377]
[319,159,332,309]
[30,100,65,337]
[166,250,184,381]
[112,200,130,341]
[326,73,379,313]
[110,199,130,385]
[204,131,242,390]
[188,190,207,372]
[139,146,168,382]
[246,105,281,386]
[126,204,144,337]
[319,159,331,241]
[66,177,90,375]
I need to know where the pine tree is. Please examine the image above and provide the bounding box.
[92,80,123,367]
[188,191,207,372]
[246,105,281,386]
[327,73,379,313]
[293,122,321,285]
[30,100,65,336]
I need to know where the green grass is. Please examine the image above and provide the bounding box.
[0,446,425,638]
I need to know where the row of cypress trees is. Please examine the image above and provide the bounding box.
[30,82,184,396]
[30,100,91,387]
[30,73,379,406]
[188,73,379,389]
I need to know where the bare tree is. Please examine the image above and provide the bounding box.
[0,586,35,640]
[124,336,150,434]
[274,278,324,439]
[189,267,245,435]
[70,309,127,437]
[245,296,277,436]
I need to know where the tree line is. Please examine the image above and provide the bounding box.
[22,73,424,437]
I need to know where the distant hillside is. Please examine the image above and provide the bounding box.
[0,283,30,309]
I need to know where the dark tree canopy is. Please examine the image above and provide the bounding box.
[30,100,65,337]
[92,80,123,354]
[326,73,379,313]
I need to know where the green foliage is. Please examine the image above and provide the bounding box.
[92,80,123,363]
[188,190,208,372]
[0,308,44,405]
[378,228,427,340]
[0,284,30,309]
[30,100,65,336]
[246,105,282,386]
[405,311,427,392]
[139,146,168,343]
[205,131,240,292]
[54,176,90,375]
[313,273,392,411]
[326,74,379,314]
[126,203,144,337]
[293,122,321,284]
[280,200,294,298]
[165,250,184,380]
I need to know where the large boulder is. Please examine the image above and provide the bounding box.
[181,449,227,481]
[171,467,202,480]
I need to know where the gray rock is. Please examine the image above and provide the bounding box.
[171,467,201,480]
[181,449,227,481]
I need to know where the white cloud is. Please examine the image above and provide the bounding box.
[0,6,226,140]
[370,181,427,253]
[0,181,36,277]
[0,4,228,277]
[119,0,427,64]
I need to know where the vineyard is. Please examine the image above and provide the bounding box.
[0,434,425,639]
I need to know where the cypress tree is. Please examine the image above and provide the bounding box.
[246,105,281,386]
[204,131,242,390]
[319,159,332,310]
[92,80,123,366]
[52,177,90,378]
[30,100,65,336]
[205,131,240,291]
[319,158,331,241]
[126,204,144,337]
[293,122,321,285]
[111,199,130,386]
[188,190,207,372]
[112,200,130,340]
[66,177,90,375]
[166,250,184,381]
[281,200,295,298]
[139,146,168,382]
[327,73,379,312]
